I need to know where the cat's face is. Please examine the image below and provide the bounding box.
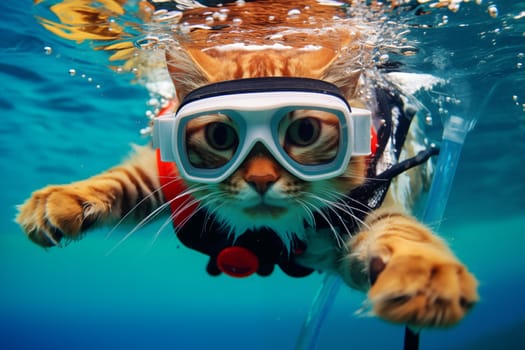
[183,109,367,248]
[165,2,371,247]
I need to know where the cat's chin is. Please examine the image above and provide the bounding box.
[242,203,287,218]
[209,203,310,251]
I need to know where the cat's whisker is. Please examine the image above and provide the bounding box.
[158,174,183,181]
[337,171,372,179]
[201,194,230,233]
[301,189,373,243]
[327,204,365,240]
[105,183,208,255]
[149,186,216,247]
[176,183,211,197]
[337,203,371,232]
[151,200,200,247]
[168,186,225,230]
[150,203,193,246]
[336,173,376,182]
[326,189,375,213]
[105,176,187,239]
[297,197,345,247]
[319,189,371,217]
[293,198,317,228]
[318,190,373,231]
[310,197,353,241]
[302,195,348,246]
[104,201,171,256]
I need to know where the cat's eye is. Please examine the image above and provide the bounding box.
[205,122,238,150]
[285,117,321,147]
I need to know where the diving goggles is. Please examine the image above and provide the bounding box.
[153,77,371,183]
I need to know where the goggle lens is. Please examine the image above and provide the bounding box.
[182,109,341,172]
[280,109,339,166]
[185,113,239,169]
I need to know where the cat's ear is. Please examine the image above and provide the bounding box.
[289,47,338,78]
[166,47,221,101]
[183,48,226,80]
[290,48,361,98]
[332,69,362,100]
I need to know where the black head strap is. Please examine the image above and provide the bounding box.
[179,77,351,111]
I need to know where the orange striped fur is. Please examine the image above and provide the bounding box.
[17,0,477,328]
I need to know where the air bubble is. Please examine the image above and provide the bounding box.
[213,11,228,21]
[140,126,152,136]
[148,100,159,108]
[68,68,76,76]
[288,9,301,17]
[514,11,525,20]
[136,36,159,50]
[379,53,389,63]
[488,5,498,18]
[448,3,460,13]
[517,63,523,69]
[153,10,182,23]
[232,17,242,25]
[513,95,518,102]
[518,53,524,59]
[44,46,52,55]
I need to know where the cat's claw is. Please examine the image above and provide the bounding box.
[28,220,64,247]
[367,254,478,328]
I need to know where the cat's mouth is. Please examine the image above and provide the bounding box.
[243,203,287,217]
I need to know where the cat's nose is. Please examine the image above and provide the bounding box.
[243,156,281,195]
[245,173,280,194]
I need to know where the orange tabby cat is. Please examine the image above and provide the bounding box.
[17,0,478,328]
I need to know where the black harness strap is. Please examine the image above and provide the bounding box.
[314,88,438,234]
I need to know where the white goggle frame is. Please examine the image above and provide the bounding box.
[154,90,371,183]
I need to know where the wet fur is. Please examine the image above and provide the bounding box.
[17,0,477,328]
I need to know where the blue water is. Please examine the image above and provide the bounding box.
[1,1,524,349]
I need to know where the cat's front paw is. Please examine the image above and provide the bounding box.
[367,249,478,328]
[16,184,111,247]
